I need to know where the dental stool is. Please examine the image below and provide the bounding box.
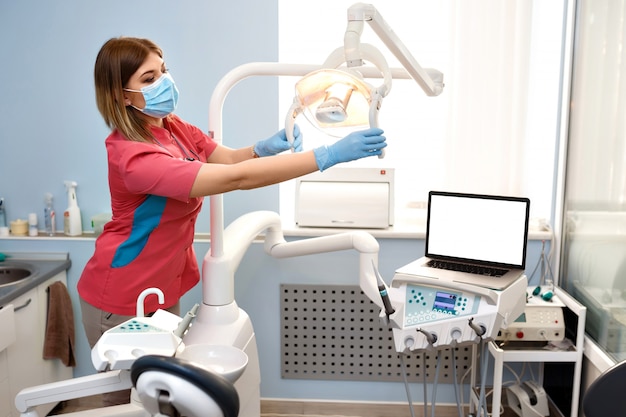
[582,359,626,417]
[130,355,240,417]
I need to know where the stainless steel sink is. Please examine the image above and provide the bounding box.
[0,263,34,287]
[0,255,69,307]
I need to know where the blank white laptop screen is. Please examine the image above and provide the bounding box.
[426,192,530,268]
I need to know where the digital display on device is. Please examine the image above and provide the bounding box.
[433,291,457,312]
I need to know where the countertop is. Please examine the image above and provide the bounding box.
[0,252,71,307]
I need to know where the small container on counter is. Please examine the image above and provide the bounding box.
[10,219,28,236]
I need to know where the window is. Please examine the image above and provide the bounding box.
[278,1,566,229]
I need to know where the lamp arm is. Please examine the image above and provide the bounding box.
[346,3,444,96]
[323,44,392,97]
[266,226,385,311]
[344,19,366,67]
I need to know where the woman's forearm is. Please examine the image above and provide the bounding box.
[189,150,319,197]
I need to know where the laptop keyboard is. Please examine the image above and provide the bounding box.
[427,260,508,277]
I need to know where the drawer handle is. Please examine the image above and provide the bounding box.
[14,298,32,312]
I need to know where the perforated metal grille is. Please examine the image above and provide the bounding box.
[280,284,473,382]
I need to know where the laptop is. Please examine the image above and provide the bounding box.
[405,191,530,290]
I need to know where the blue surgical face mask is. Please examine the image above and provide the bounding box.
[125,72,179,118]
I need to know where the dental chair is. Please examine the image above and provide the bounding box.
[130,355,239,417]
[15,353,239,417]
[15,302,242,417]
[582,359,626,417]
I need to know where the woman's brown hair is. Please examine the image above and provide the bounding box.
[94,37,164,142]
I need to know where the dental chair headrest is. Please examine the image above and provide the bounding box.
[131,355,240,417]
[583,359,626,417]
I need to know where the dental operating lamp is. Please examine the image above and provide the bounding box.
[284,2,444,148]
[205,1,444,276]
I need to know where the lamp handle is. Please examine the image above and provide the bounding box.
[284,99,302,151]
[369,89,385,159]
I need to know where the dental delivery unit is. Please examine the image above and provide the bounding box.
[14,214,526,417]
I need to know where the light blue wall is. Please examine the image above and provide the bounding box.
[0,0,280,230]
[0,0,552,405]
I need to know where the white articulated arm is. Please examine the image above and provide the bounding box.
[15,371,132,415]
[266,226,384,310]
[201,210,384,310]
[202,211,283,306]
[346,3,444,96]
[202,211,383,308]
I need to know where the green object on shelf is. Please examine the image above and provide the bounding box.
[0,253,10,262]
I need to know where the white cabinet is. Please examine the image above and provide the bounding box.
[0,350,10,417]
[1,272,73,417]
[470,287,586,417]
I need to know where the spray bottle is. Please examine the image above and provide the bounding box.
[63,181,82,236]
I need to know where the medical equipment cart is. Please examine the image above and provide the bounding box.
[469,286,586,417]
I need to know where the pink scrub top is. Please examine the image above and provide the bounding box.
[78,114,218,316]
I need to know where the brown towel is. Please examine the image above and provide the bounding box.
[43,281,76,367]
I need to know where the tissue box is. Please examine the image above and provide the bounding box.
[295,167,394,229]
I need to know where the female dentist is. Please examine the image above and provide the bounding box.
[77,36,386,405]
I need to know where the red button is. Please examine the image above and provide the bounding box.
[516,331,524,339]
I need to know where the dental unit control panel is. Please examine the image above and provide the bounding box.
[383,261,528,352]
[402,285,480,327]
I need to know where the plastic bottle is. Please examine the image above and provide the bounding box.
[0,198,6,228]
[63,181,82,236]
[28,213,38,236]
[44,193,56,236]
[0,198,8,237]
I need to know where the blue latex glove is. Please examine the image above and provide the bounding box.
[254,125,302,156]
[313,128,386,171]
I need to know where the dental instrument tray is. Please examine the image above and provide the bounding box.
[91,309,183,371]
